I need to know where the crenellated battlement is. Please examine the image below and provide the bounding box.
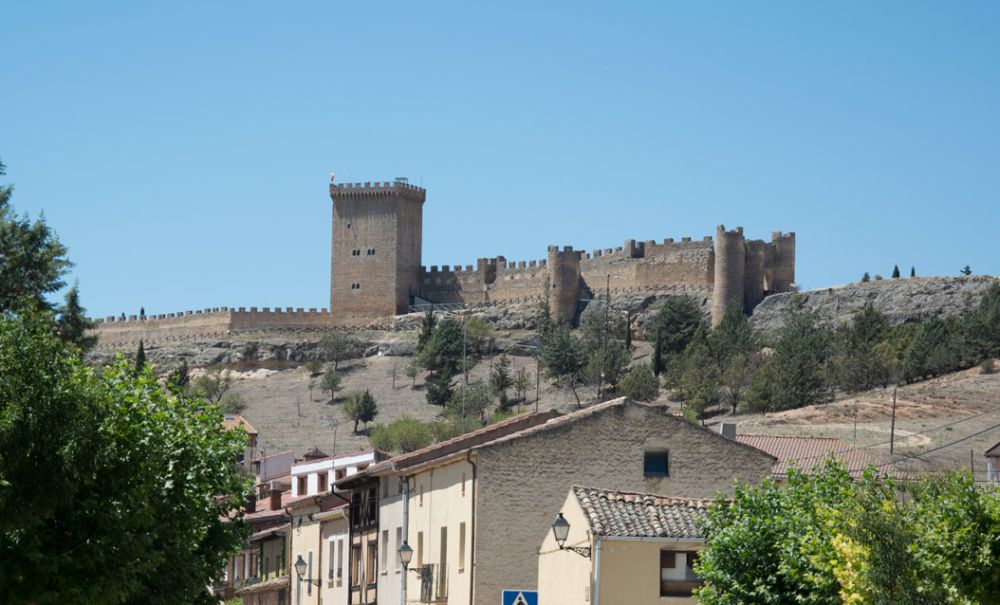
[330,180,426,203]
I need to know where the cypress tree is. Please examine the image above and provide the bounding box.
[910,266,916,278]
[135,339,146,375]
[892,265,901,279]
[652,332,664,376]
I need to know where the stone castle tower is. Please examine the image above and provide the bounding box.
[711,225,796,325]
[329,180,427,323]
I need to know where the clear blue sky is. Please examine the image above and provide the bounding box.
[4,1,999,318]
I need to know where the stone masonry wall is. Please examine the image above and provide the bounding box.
[470,401,775,603]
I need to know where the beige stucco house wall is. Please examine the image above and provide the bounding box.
[538,490,592,605]
[472,399,773,601]
[290,499,324,605]
[319,508,350,605]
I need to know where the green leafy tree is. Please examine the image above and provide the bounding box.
[0,308,249,604]
[652,333,665,376]
[448,382,493,424]
[418,317,464,377]
[465,316,493,356]
[961,283,1000,363]
[892,264,901,279]
[619,363,659,402]
[319,332,360,370]
[405,362,419,388]
[649,296,705,361]
[342,389,378,433]
[862,272,871,283]
[832,304,897,392]
[134,339,146,375]
[368,416,433,454]
[416,309,436,353]
[903,316,957,381]
[320,367,343,400]
[910,266,916,278]
[191,364,234,405]
[490,353,514,409]
[720,352,759,415]
[580,309,630,395]
[668,327,719,423]
[708,304,755,362]
[305,359,323,376]
[961,265,973,276]
[0,159,73,313]
[425,372,454,407]
[55,284,97,352]
[512,366,532,403]
[166,359,190,395]
[219,391,246,414]
[539,321,585,387]
[766,305,831,411]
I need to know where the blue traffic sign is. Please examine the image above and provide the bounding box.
[502,589,538,605]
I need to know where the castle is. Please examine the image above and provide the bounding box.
[327,180,795,326]
[93,179,795,349]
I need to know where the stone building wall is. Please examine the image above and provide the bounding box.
[470,399,775,603]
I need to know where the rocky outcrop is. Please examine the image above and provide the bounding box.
[751,276,999,334]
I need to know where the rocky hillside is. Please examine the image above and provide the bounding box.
[751,276,999,334]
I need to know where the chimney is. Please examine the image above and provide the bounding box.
[719,423,737,440]
[269,481,283,511]
[245,490,257,514]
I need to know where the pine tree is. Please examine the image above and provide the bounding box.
[652,334,664,376]
[134,340,146,375]
[166,359,190,395]
[892,265,901,279]
[489,353,514,409]
[961,265,973,276]
[56,284,97,352]
[862,272,871,283]
[910,266,916,278]
[417,309,436,353]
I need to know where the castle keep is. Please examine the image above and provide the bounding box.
[92,179,795,349]
[328,180,795,326]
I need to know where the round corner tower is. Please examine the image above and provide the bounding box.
[547,245,582,323]
[712,225,746,326]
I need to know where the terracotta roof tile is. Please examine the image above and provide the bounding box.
[735,434,876,478]
[573,486,710,539]
[223,413,257,435]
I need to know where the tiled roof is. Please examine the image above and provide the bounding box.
[735,434,876,478]
[223,413,258,435]
[573,486,710,539]
[350,410,559,479]
[986,441,1000,457]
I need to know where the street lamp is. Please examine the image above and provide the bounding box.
[550,513,591,557]
[294,554,321,587]
[398,541,414,570]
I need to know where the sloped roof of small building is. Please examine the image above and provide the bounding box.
[222,413,257,435]
[735,434,877,478]
[985,441,1000,457]
[573,486,710,539]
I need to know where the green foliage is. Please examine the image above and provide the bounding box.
[831,304,898,392]
[961,265,973,276]
[418,317,464,377]
[892,264,901,279]
[512,366,533,403]
[465,316,493,356]
[166,359,190,395]
[134,339,146,375]
[903,316,958,381]
[305,359,323,376]
[489,353,514,409]
[447,382,493,424]
[404,362,419,387]
[761,305,830,411]
[861,272,871,282]
[981,358,996,375]
[416,309,436,353]
[695,465,1000,605]
[619,363,659,402]
[652,332,665,376]
[55,284,97,352]
[0,162,73,313]
[961,283,1000,362]
[539,321,585,386]
[368,416,433,454]
[910,266,916,278]
[342,389,378,433]
[320,366,343,399]
[219,391,247,414]
[190,364,234,405]
[579,308,631,393]
[649,295,705,359]
[667,327,719,423]
[0,308,248,604]
[425,372,453,406]
[319,331,360,369]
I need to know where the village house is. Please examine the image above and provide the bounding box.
[285,449,385,605]
[232,481,293,605]
[538,486,710,605]
[339,398,776,605]
[986,441,1000,485]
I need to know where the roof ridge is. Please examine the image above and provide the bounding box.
[572,485,714,507]
[736,433,842,442]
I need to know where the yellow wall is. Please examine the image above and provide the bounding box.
[404,460,475,605]
[320,512,349,605]
[376,472,406,605]
[290,505,323,605]
[538,491,592,605]
[260,537,288,582]
[538,491,702,605]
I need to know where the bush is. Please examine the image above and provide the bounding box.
[305,359,323,376]
[981,358,996,375]
[425,373,453,406]
[342,390,378,433]
[619,363,659,402]
[369,416,433,454]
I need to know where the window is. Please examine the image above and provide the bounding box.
[351,545,361,587]
[328,540,336,581]
[297,475,307,495]
[458,522,466,572]
[644,449,669,476]
[366,488,377,524]
[380,530,389,573]
[337,539,344,583]
[660,550,703,597]
[417,532,424,569]
[366,541,377,586]
[419,484,424,507]
[318,473,328,494]
[395,528,403,572]
[461,473,466,496]
[335,468,346,481]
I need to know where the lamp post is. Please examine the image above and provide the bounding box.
[294,554,322,588]
[550,513,591,557]
[399,540,415,605]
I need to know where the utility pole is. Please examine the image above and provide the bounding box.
[535,357,541,413]
[461,313,468,433]
[597,273,610,401]
[889,387,898,454]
